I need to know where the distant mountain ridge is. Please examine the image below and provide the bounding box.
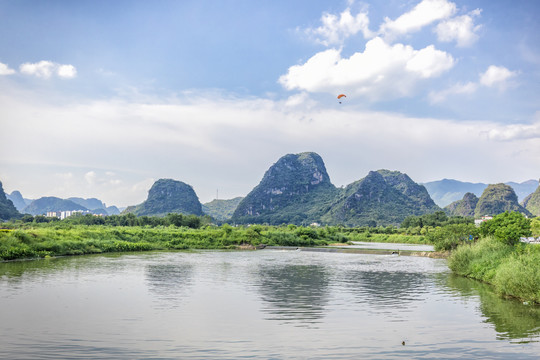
[423,179,538,207]
[4,191,121,216]
[6,191,32,212]
[23,197,89,216]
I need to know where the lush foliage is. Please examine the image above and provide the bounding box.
[531,218,540,237]
[425,223,479,251]
[479,211,532,245]
[448,237,540,304]
[400,211,472,228]
[15,212,210,229]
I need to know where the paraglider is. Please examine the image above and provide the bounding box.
[337,94,346,104]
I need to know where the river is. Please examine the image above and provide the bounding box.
[1,247,539,359]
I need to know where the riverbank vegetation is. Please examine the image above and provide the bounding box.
[448,236,539,304]
[0,213,428,261]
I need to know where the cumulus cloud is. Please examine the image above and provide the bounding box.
[485,120,540,141]
[305,7,373,46]
[0,62,16,75]
[56,64,77,78]
[279,37,454,100]
[480,65,517,89]
[380,0,456,39]
[19,61,77,79]
[430,65,517,102]
[435,9,482,47]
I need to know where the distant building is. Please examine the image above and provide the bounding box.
[520,237,540,244]
[46,210,87,220]
[474,215,493,227]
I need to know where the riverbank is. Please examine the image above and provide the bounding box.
[448,237,540,304]
[0,225,427,261]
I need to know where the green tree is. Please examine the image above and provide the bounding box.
[479,211,531,245]
[425,223,478,251]
[531,218,540,237]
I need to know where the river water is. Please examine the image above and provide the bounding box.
[0,248,539,359]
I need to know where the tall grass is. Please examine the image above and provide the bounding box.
[448,236,540,303]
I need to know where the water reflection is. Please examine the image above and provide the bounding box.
[342,270,428,317]
[256,264,330,325]
[0,254,127,286]
[445,274,540,343]
[145,263,193,308]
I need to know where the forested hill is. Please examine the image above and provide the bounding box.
[474,183,531,217]
[231,152,338,225]
[202,197,243,222]
[321,170,440,226]
[0,181,21,221]
[522,182,540,216]
[445,192,478,217]
[231,152,439,226]
[125,179,204,217]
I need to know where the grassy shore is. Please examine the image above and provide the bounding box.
[448,236,540,304]
[0,224,428,261]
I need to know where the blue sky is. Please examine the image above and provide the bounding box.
[1,0,539,207]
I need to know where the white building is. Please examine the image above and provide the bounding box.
[474,215,493,227]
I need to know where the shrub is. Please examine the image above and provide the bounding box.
[479,211,531,245]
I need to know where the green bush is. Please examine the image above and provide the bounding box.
[426,223,478,251]
[479,211,531,245]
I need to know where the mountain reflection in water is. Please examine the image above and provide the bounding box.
[146,263,194,307]
[256,264,330,325]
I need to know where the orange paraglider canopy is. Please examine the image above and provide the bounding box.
[337,94,346,99]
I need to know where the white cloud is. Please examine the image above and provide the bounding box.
[57,64,77,78]
[284,92,315,108]
[479,65,517,89]
[430,64,517,103]
[279,37,454,100]
[20,61,55,78]
[429,81,478,103]
[19,61,77,79]
[485,119,540,141]
[85,171,97,185]
[306,8,373,46]
[435,9,482,47]
[405,44,455,78]
[0,62,16,75]
[380,0,456,39]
